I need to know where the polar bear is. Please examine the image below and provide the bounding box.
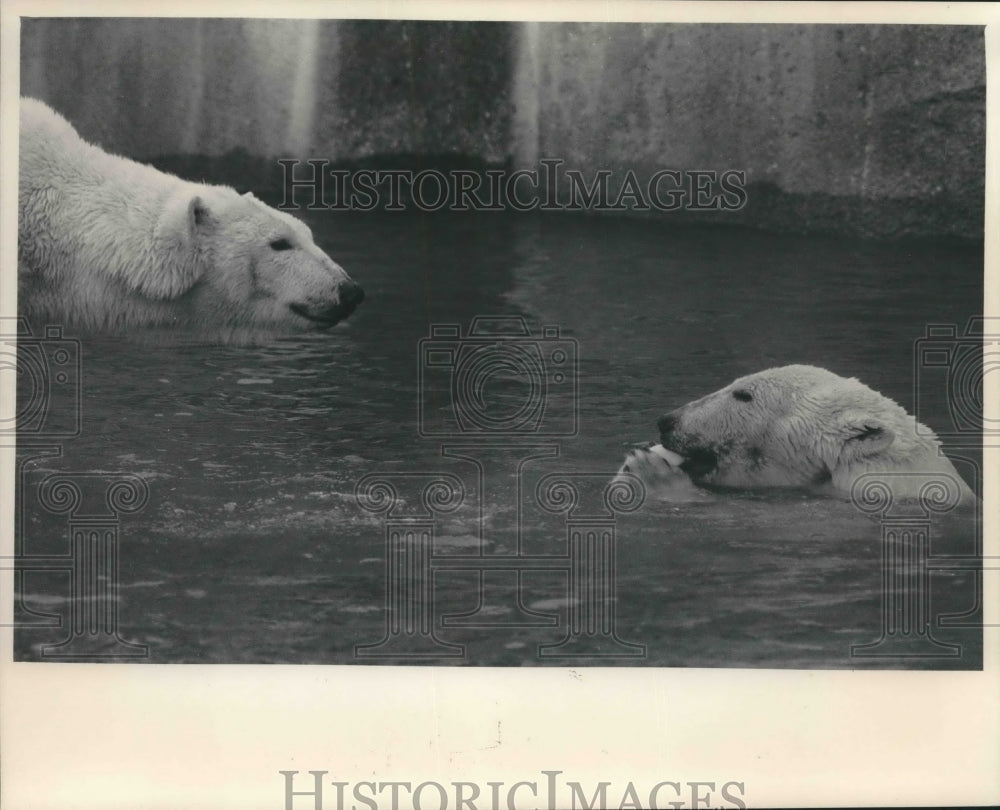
[619,365,976,506]
[18,97,363,339]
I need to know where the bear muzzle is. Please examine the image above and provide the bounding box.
[658,411,719,478]
[657,412,678,435]
[289,280,365,328]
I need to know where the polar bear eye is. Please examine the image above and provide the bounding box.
[732,390,753,402]
[269,238,294,251]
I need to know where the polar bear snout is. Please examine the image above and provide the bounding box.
[657,412,678,436]
[336,278,366,311]
[289,279,365,328]
[657,410,692,453]
[658,409,723,478]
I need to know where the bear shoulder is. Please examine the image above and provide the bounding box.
[19,96,107,200]
[19,97,92,164]
[21,97,79,137]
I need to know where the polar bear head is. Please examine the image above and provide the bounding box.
[656,364,944,492]
[142,187,363,335]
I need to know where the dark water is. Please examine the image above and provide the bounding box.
[15,212,983,667]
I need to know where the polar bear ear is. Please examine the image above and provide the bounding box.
[839,413,896,459]
[143,193,213,299]
[190,196,213,227]
[158,193,215,239]
[179,195,216,233]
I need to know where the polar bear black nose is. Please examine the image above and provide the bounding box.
[658,413,678,435]
[338,280,365,310]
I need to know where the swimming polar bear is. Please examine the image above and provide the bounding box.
[18,97,363,339]
[618,365,976,506]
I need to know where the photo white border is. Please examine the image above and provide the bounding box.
[2,2,997,808]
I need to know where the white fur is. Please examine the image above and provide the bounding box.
[613,444,709,503]
[628,365,976,506]
[18,97,361,338]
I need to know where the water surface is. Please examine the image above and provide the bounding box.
[15,211,983,667]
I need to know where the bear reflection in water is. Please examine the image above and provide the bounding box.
[619,364,976,507]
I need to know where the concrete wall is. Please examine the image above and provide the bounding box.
[20,18,511,162]
[19,19,984,239]
[513,23,984,237]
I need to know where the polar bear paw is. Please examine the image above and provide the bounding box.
[613,444,709,503]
